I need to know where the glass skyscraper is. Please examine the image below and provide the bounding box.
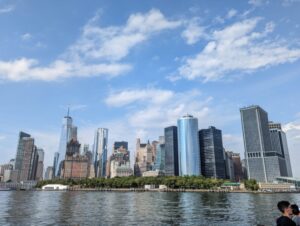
[199,126,226,179]
[164,126,179,176]
[93,128,108,177]
[55,112,75,177]
[177,114,201,176]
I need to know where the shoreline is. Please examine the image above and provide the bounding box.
[31,187,300,194]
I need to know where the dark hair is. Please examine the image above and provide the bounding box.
[291,204,300,215]
[277,201,290,213]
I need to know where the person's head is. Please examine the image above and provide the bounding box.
[277,201,292,215]
[291,204,300,215]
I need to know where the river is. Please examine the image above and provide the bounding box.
[0,191,299,225]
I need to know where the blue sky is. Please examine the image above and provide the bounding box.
[1,0,300,176]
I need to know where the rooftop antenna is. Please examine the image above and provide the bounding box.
[67,106,70,117]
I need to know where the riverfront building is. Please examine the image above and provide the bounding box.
[177,114,201,176]
[134,139,155,176]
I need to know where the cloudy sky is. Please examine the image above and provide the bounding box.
[0,0,300,176]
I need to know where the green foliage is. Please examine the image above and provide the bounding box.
[244,179,259,191]
[36,176,226,189]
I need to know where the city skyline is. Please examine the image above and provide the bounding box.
[1,0,300,176]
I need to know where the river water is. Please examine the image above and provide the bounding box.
[0,191,299,225]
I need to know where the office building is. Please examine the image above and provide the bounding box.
[93,128,108,177]
[36,149,44,181]
[224,151,235,181]
[240,105,290,182]
[44,166,54,180]
[55,110,77,177]
[164,126,179,176]
[177,114,201,176]
[199,126,226,179]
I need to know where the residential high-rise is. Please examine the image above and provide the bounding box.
[14,132,39,181]
[93,128,108,177]
[177,114,201,176]
[269,122,293,177]
[164,126,179,176]
[55,110,77,177]
[240,105,290,182]
[199,126,226,179]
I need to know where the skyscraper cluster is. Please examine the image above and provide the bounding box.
[0,105,294,184]
[0,132,44,182]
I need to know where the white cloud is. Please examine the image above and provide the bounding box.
[0,9,181,82]
[226,9,238,19]
[177,18,300,82]
[0,135,6,140]
[21,33,32,41]
[105,88,174,107]
[248,0,268,6]
[181,20,206,45]
[67,9,182,61]
[0,5,14,14]
[0,58,131,81]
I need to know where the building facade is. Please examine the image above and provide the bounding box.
[93,128,108,178]
[177,114,201,176]
[55,111,76,177]
[134,139,155,176]
[164,126,179,176]
[240,105,290,182]
[199,126,226,179]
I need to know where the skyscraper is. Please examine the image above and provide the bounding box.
[93,128,108,177]
[55,110,76,177]
[177,114,201,176]
[269,122,293,177]
[164,126,179,176]
[240,105,290,182]
[52,152,59,178]
[199,126,226,179]
[134,139,154,176]
[154,136,165,171]
[14,132,38,181]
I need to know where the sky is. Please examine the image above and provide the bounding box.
[0,0,300,176]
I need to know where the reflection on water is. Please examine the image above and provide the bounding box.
[0,191,299,225]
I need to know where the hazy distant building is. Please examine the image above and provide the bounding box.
[134,139,154,176]
[177,114,201,176]
[240,105,290,182]
[44,166,54,180]
[164,126,179,176]
[56,111,77,177]
[154,137,165,171]
[93,128,108,178]
[224,151,235,181]
[36,148,44,181]
[199,126,226,179]
[52,152,59,178]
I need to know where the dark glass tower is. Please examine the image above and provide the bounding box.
[164,126,179,176]
[199,126,226,179]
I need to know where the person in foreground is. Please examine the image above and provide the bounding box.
[291,204,300,226]
[277,201,296,226]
